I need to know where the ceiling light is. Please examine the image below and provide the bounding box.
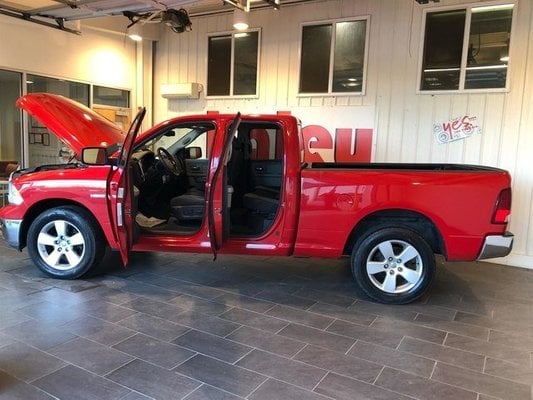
[233,8,249,31]
[127,24,142,41]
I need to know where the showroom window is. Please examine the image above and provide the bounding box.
[420,3,514,91]
[93,85,130,108]
[299,18,369,95]
[207,30,260,97]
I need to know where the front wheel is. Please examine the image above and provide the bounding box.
[27,206,105,279]
[351,227,435,304]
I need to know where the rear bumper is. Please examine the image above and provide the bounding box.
[477,232,514,260]
[0,218,22,249]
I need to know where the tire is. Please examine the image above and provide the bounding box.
[27,206,105,279]
[351,227,435,304]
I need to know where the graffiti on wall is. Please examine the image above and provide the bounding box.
[434,115,481,144]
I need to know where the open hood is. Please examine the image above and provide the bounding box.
[17,93,126,155]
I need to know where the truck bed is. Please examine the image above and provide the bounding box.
[308,162,504,172]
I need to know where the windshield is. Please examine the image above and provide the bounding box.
[143,125,213,154]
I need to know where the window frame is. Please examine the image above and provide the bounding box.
[417,1,517,94]
[297,16,370,97]
[206,29,261,99]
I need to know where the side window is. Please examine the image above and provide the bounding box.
[420,4,514,91]
[299,18,369,95]
[207,31,260,96]
[250,128,283,161]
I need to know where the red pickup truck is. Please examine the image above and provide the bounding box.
[0,93,513,304]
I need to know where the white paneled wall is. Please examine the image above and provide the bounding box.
[153,0,533,268]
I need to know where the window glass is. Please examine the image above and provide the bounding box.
[300,24,331,93]
[207,36,232,96]
[333,20,367,92]
[207,31,259,96]
[234,32,259,95]
[299,19,368,94]
[0,69,22,168]
[93,85,130,107]
[26,75,90,166]
[421,10,466,90]
[465,6,513,89]
[421,4,513,91]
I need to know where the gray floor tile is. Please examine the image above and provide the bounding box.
[106,359,200,399]
[308,302,376,326]
[169,293,232,315]
[219,308,289,333]
[236,349,327,390]
[0,341,66,382]
[175,354,267,397]
[413,313,489,340]
[213,292,276,313]
[1,319,78,350]
[59,315,136,346]
[0,370,56,400]
[114,333,196,369]
[445,332,531,365]
[118,312,190,341]
[484,357,533,385]
[33,365,131,400]
[265,304,335,329]
[432,362,532,400]
[47,337,134,375]
[294,345,383,383]
[185,384,245,400]
[120,296,187,320]
[226,326,306,358]
[278,323,355,353]
[348,341,435,378]
[315,372,413,400]
[84,301,139,323]
[254,289,317,310]
[398,336,485,371]
[171,309,241,337]
[249,379,330,400]
[326,319,404,348]
[370,317,447,344]
[376,367,477,400]
[1,250,533,399]
[173,329,252,363]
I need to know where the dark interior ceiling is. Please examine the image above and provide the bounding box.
[0,0,293,34]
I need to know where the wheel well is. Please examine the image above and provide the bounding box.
[343,209,445,257]
[19,199,105,249]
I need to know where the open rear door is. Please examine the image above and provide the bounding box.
[207,113,241,259]
[110,107,146,266]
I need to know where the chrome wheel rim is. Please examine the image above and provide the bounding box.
[366,239,423,294]
[36,220,86,271]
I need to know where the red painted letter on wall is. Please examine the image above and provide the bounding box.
[334,128,372,162]
[302,125,334,163]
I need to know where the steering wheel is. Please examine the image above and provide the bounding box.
[157,147,183,177]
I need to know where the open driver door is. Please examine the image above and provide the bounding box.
[110,107,146,266]
[207,113,241,259]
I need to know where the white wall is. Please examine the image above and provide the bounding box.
[0,14,136,94]
[153,0,533,269]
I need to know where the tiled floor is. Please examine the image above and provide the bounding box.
[0,241,532,400]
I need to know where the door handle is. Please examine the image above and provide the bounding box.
[255,167,264,172]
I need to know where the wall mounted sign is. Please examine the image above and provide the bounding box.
[434,115,481,144]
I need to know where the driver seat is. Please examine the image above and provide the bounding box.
[170,189,205,223]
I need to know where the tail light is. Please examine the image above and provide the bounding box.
[492,188,511,224]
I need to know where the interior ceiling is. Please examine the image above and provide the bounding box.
[0,0,286,21]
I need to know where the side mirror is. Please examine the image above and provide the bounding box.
[186,146,202,159]
[82,147,108,165]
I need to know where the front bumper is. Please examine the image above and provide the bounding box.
[477,232,514,260]
[0,218,22,249]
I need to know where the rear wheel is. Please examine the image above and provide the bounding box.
[27,206,105,279]
[351,227,435,304]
